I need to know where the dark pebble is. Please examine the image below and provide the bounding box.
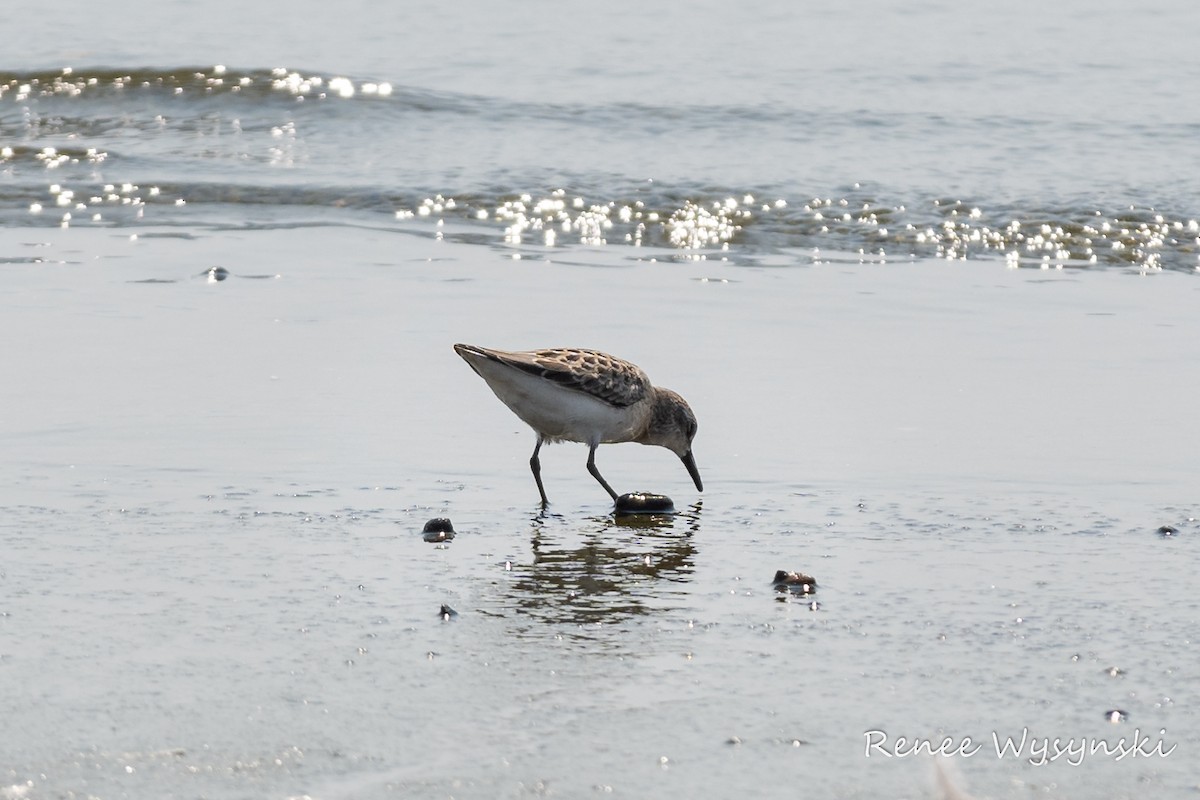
[422,517,455,542]
[204,266,230,281]
[772,570,818,594]
[1156,525,1179,537]
[438,604,458,621]
[615,492,675,515]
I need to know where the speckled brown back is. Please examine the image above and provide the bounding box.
[513,348,651,408]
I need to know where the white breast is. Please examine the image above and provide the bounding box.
[469,357,647,445]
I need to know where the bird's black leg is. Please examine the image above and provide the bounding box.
[586,444,619,501]
[530,436,549,506]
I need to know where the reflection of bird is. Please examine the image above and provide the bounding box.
[453,344,702,505]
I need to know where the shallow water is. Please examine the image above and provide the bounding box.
[4,1,1200,797]
[3,225,1198,799]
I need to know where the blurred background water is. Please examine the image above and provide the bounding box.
[4,0,1200,270]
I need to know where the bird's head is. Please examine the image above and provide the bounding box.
[643,389,703,492]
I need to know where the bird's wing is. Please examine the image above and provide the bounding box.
[498,347,651,408]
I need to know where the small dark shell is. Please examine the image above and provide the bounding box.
[772,570,818,594]
[615,492,676,515]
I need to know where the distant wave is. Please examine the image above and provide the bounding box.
[3,66,1198,273]
[0,66,397,103]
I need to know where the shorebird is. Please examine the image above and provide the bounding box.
[453,344,702,504]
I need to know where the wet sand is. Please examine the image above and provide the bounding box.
[2,223,1197,798]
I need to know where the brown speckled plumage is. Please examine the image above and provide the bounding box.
[508,348,650,408]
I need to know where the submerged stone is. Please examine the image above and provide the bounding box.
[615,492,675,515]
[422,517,455,542]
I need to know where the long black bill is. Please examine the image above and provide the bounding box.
[680,450,703,492]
